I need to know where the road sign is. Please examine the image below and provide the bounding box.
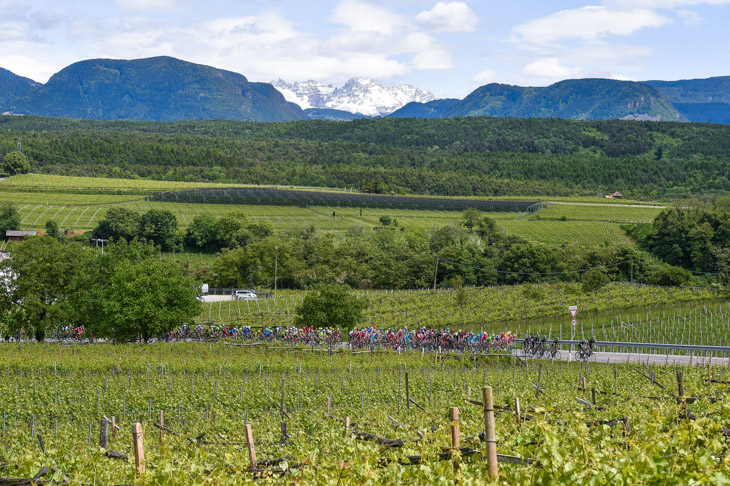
[569,305,578,318]
[571,319,577,327]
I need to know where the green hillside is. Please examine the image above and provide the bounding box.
[443,79,682,121]
[0,67,40,111]
[11,56,305,122]
[2,115,730,198]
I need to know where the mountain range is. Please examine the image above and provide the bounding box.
[273,78,435,117]
[0,56,729,124]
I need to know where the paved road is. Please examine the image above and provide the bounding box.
[515,350,728,366]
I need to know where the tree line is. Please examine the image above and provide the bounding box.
[2,115,730,197]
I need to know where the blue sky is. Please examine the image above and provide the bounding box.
[1,0,729,98]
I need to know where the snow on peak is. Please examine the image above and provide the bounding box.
[272,78,435,117]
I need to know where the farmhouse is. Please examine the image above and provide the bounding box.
[604,192,623,199]
[5,230,37,242]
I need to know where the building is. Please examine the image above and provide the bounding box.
[6,230,37,242]
[604,192,624,199]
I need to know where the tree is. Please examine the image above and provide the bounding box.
[97,258,200,342]
[462,207,481,232]
[139,209,179,250]
[0,203,20,235]
[93,207,141,242]
[0,237,80,341]
[476,216,499,244]
[3,151,30,175]
[185,214,218,249]
[45,220,59,239]
[650,266,694,287]
[499,242,553,284]
[379,215,392,227]
[295,284,369,331]
[581,267,610,292]
[452,275,468,308]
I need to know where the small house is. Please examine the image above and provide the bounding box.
[604,192,624,199]
[6,230,36,242]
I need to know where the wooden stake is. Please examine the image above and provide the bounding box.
[582,375,587,391]
[111,416,116,438]
[245,424,257,469]
[344,416,350,437]
[483,386,498,479]
[159,411,164,444]
[132,423,145,476]
[450,406,460,473]
[515,397,521,429]
[450,407,460,449]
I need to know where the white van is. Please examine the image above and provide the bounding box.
[233,289,257,300]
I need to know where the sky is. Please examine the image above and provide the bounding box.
[1,0,729,98]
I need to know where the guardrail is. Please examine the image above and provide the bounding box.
[516,339,730,354]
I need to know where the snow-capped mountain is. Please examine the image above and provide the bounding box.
[272,78,435,117]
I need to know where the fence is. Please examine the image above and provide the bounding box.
[147,187,542,212]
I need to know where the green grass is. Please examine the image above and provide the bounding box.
[0,343,727,485]
[0,174,668,247]
[539,202,664,222]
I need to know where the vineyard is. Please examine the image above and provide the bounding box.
[0,174,666,247]
[195,283,730,347]
[0,342,728,484]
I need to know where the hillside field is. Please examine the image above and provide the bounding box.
[0,174,663,247]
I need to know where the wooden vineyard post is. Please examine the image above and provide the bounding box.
[344,416,350,438]
[132,423,145,476]
[515,397,521,429]
[677,369,687,421]
[245,424,257,469]
[159,411,164,444]
[582,375,587,392]
[111,416,116,438]
[707,365,712,386]
[483,386,498,479]
[450,407,460,473]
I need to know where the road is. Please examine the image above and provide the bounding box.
[514,350,727,366]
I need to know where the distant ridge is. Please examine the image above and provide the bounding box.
[441,79,682,121]
[8,56,305,122]
[0,55,729,124]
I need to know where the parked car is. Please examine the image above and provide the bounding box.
[233,289,257,300]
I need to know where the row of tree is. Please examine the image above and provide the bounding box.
[0,238,200,342]
[3,115,730,197]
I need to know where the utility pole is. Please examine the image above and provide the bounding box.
[630,259,634,284]
[433,257,439,292]
[91,238,108,255]
[274,247,278,300]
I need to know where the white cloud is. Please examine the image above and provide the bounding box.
[513,6,671,45]
[472,69,497,84]
[330,0,405,34]
[413,47,452,70]
[416,2,478,33]
[522,58,581,80]
[0,53,57,81]
[607,0,730,7]
[114,0,179,11]
[676,9,704,24]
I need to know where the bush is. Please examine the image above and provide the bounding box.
[650,266,694,287]
[295,284,369,331]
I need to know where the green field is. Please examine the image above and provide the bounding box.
[0,343,727,485]
[0,174,667,247]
